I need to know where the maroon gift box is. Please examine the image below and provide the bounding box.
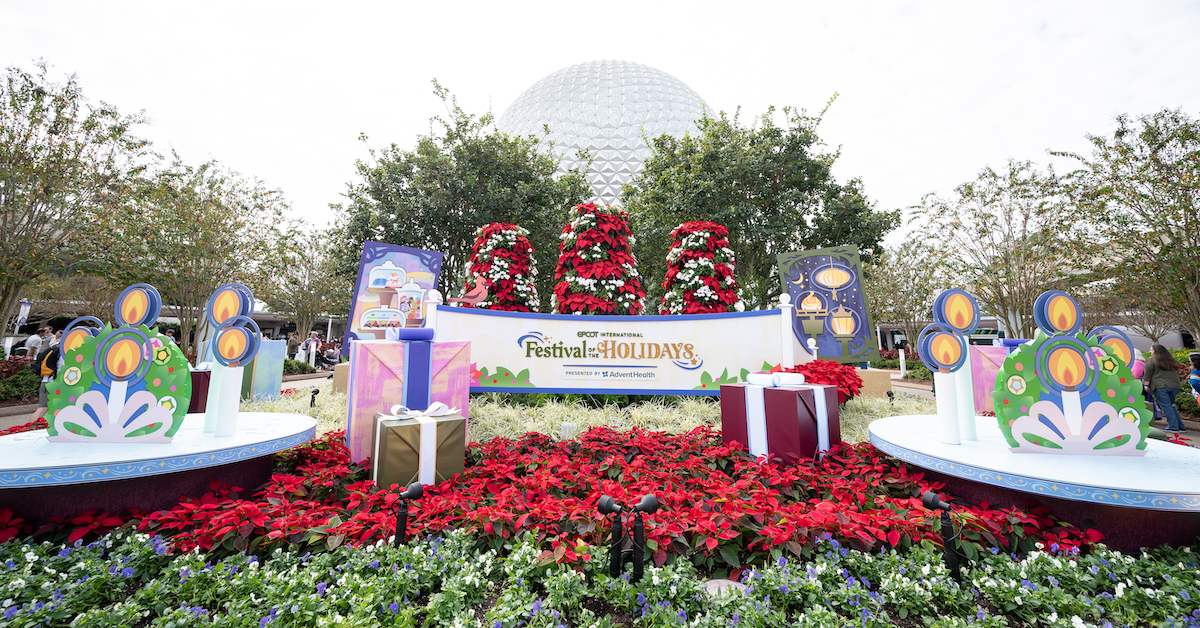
[720,383,841,464]
[187,370,211,414]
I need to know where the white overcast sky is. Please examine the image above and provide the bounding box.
[5,1,1199,243]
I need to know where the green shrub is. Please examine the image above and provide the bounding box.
[282,358,316,375]
[904,363,933,381]
[870,358,923,371]
[0,365,40,402]
[1176,390,1199,418]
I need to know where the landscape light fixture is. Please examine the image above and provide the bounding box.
[598,493,658,583]
[392,482,423,546]
[310,388,320,408]
[922,491,962,581]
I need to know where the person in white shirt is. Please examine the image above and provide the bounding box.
[47,330,61,349]
[23,328,47,356]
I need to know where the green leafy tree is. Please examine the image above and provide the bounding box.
[862,242,946,349]
[264,231,353,338]
[621,103,898,310]
[1056,108,1200,338]
[914,160,1086,340]
[0,61,150,329]
[332,81,589,311]
[92,157,290,356]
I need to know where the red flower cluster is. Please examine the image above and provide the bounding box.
[659,221,742,315]
[6,425,1094,567]
[780,359,865,404]
[552,202,645,315]
[461,222,540,312]
[0,417,46,436]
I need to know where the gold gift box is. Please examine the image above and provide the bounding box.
[371,412,466,489]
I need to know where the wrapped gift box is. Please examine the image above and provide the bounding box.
[372,407,466,488]
[720,376,840,463]
[345,339,470,463]
[187,370,211,413]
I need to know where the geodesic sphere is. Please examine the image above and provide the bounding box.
[497,60,707,207]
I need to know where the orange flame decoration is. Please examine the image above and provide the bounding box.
[217,328,248,362]
[1047,295,1078,333]
[815,267,852,290]
[106,338,142,379]
[63,329,91,352]
[943,292,974,330]
[930,333,962,367]
[212,289,242,326]
[1102,337,1132,365]
[120,290,148,326]
[829,308,856,335]
[1048,346,1086,388]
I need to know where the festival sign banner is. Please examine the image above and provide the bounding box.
[776,246,879,365]
[343,241,444,356]
[431,306,806,395]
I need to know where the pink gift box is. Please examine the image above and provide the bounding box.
[345,339,470,464]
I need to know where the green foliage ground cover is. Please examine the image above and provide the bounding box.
[2,529,1198,627]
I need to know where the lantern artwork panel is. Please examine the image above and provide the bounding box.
[777,246,879,364]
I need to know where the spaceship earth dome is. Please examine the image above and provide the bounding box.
[497,60,707,207]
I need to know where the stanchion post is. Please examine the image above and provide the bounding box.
[778,293,795,369]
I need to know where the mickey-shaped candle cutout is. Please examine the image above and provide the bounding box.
[990,290,1148,455]
[204,283,260,436]
[60,316,103,354]
[1031,291,1095,436]
[1088,326,1135,369]
[93,285,164,425]
[917,289,979,444]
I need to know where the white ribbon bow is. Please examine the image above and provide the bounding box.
[745,372,806,387]
[386,401,460,419]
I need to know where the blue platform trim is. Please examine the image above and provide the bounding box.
[437,305,778,322]
[869,433,1200,512]
[0,426,316,488]
[471,386,719,396]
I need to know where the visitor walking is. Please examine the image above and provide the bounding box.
[28,343,63,424]
[47,329,61,349]
[1132,349,1162,421]
[22,328,47,357]
[287,332,300,359]
[1144,344,1185,433]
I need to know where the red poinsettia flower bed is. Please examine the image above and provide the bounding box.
[86,426,1095,570]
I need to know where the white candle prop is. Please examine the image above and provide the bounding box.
[203,362,225,433]
[935,370,960,444]
[215,365,243,437]
[954,364,977,441]
[107,380,128,425]
[1063,389,1083,436]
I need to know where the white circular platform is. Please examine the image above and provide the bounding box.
[869,415,1200,511]
[0,412,316,488]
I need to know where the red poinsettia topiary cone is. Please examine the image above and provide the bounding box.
[659,220,745,315]
[551,202,645,315]
[458,223,540,312]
